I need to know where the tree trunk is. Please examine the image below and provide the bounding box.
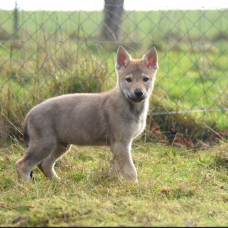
[13,1,19,38]
[101,0,124,41]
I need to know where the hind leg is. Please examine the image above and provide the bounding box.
[15,139,56,181]
[37,143,71,179]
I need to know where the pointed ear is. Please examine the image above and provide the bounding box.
[143,47,158,70]
[115,46,131,72]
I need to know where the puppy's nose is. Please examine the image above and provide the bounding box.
[134,89,143,98]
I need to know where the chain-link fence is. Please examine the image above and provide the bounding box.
[1,1,228,144]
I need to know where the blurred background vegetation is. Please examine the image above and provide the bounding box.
[0,1,228,146]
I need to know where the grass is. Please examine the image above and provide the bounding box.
[1,138,228,226]
[1,9,228,42]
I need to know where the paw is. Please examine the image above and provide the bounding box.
[52,175,61,181]
[124,171,138,183]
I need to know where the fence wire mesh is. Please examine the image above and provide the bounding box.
[1,1,228,143]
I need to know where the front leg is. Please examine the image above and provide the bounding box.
[111,140,138,182]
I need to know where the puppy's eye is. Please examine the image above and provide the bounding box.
[143,77,149,82]
[125,78,132,82]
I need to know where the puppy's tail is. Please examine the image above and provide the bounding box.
[23,122,29,148]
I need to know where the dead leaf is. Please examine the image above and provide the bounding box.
[187,139,193,148]
[220,129,228,137]
[207,134,216,145]
[154,129,162,137]
[150,120,159,132]
[170,128,178,134]
[196,141,210,150]
[12,215,27,224]
[172,142,183,148]
[150,120,162,138]
[174,137,182,144]
[182,138,188,146]
[160,139,168,145]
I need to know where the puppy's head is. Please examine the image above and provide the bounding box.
[115,46,158,103]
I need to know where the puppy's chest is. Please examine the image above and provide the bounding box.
[128,115,146,138]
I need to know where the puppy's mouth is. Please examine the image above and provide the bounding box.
[127,95,145,103]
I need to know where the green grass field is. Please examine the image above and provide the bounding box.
[1,9,228,41]
[1,139,228,226]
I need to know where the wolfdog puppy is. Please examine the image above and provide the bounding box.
[15,46,158,182]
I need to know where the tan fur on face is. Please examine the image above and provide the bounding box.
[15,46,158,182]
